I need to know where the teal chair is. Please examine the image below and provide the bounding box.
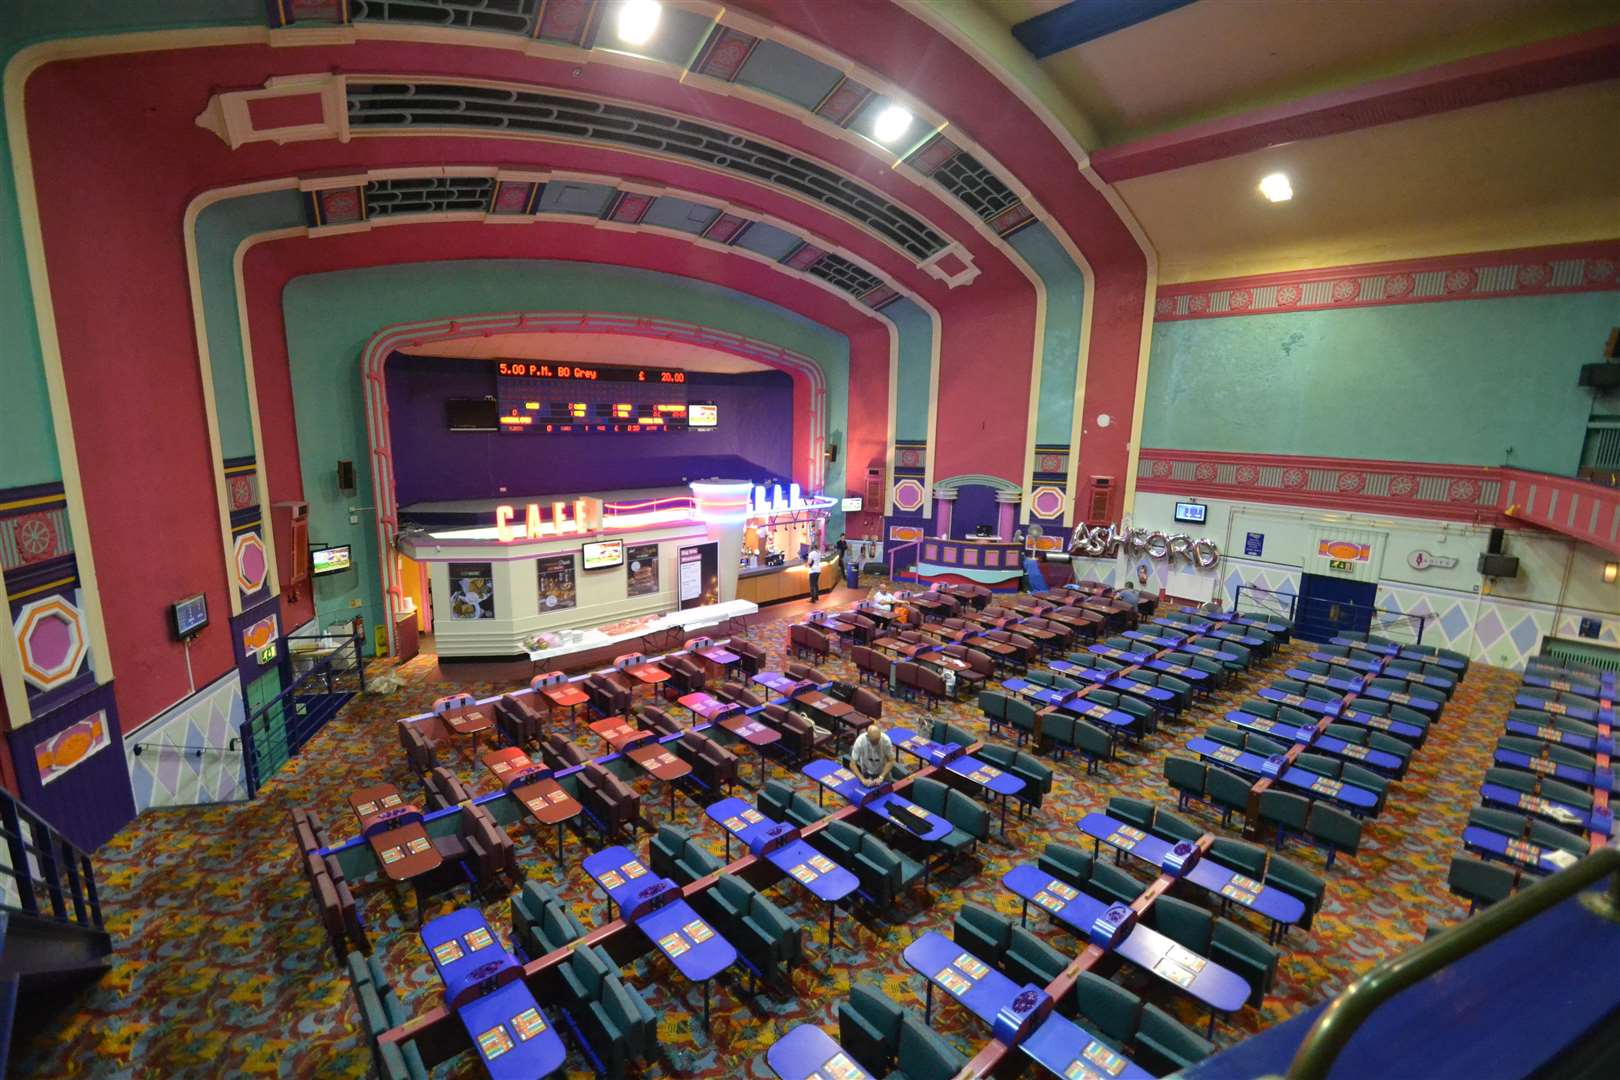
[1264,854,1326,938]
[1258,789,1309,848]
[1136,1004,1215,1073]
[1106,796,1156,833]
[1164,756,1208,811]
[975,743,1053,817]
[1004,925,1069,991]
[1244,732,1288,757]
[1150,808,1204,846]
[377,1042,430,1080]
[1005,697,1041,746]
[944,788,991,857]
[978,689,1012,733]
[1448,855,1515,914]
[1071,719,1116,774]
[1039,842,1094,889]
[1205,766,1253,828]
[1305,802,1362,870]
[1149,894,1213,954]
[1210,837,1268,880]
[759,780,795,822]
[1208,726,1245,750]
[559,943,657,1078]
[838,985,903,1075]
[511,881,586,959]
[1073,972,1142,1052]
[895,1014,967,1080]
[954,903,1012,961]
[853,831,925,911]
[1086,861,1142,907]
[1211,918,1279,1009]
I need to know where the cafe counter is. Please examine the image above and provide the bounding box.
[735,557,843,605]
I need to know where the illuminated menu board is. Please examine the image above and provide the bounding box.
[494,360,715,434]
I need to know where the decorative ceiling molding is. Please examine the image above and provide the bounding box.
[1092,26,1620,183]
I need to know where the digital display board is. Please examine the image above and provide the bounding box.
[1173,501,1208,524]
[494,360,714,434]
[172,593,209,639]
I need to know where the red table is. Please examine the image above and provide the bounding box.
[348,782,410,833]
[624,663,672,699]
[511,776,582,862]
[537,682,590,730]
[481,747,548,789]
[625,740,693,817]
[718,713,783,787]
[441,702,495,758]
[590,715,653,754]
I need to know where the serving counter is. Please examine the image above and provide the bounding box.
[735,557,843,605]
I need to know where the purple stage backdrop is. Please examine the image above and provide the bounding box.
[387,353,794,506]
[953,484,1000,538]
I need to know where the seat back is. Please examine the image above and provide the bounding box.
[1151,894,1214,953]
[1074,972,1142,1048]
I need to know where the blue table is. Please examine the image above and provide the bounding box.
[1462,825,1582,876]
[1334,637,1398,655]
[1399,647,1465,672]
[634,891,738,1029]
[1089,643,1153,664]
[1143,658,1211,683]
[889,725,1025,832]
[1513,691,1600,723]
[457,977,567,1079]
[901,930,1050,1040]
[999,867,1249,1017]
[1186,738,1378,811]
[1205,610,1290,636]
[704,797,858,944]
[1050,658,1113,684]
[1359,685,1441,714]
[1077,813,1305,940]
[1125,629,1186,650]
[1504,717,1611,755]
[1003,678,1075,710]
[1339,707,1426,743]
[801,760,953,843]
[1256,687,1342,718]
[422,907,519,1009]
[1285,668,1363,695]
[766,1024,874,1080]
[1156,616,1210,633]
[1002,680,1137,732]
[1225,710,1317,745]
[1308,650,1384,675]
[1312,734,1405,774]
[582,846,668,920]
[1180,640,1244,665]
[1494,748,1612,791]
[1394,669,1456,693]
[1019,1012,1154,1080]
[1523,670,1604,695]
[1479,782,1601,834]
[1204,626,1268,650]
[1107,677,1177,707]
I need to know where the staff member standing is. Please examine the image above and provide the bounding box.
[806,546,823,604]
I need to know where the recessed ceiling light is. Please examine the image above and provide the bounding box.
[1258,172,1293,202]
[872,105,914,145]
[617,0,662,46]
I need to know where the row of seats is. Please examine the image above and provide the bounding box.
[759,779,829,829]
[692,874,804,991]
[577,762,644,840]
[789,622,833,661]
[556,941,659,1078]
[811,818,927,911]
[292,809,369,961]
[346,948,426,1080]
[511,880,587,958]
[838,985,966,1080]
[928,718,1054,818]
[903,776,990,862]
[650,824,726,886]
[954,906,1215,1073]
[1164,757,1362,870]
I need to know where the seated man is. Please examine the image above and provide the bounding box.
[849,716,897,788]
[869,582,899,612]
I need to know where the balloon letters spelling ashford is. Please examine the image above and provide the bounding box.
[1067,523,1220,568]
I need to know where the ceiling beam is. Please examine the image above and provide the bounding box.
[1011,0,1198,60]
[1092,25,1620,183]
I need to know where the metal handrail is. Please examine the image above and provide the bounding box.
[1286,846,1620,1080]
[131,736,241,757]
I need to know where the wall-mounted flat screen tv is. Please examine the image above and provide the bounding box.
[581,539,625,571]
[312,545,352,576]
[446,397,500,431]
[1173,501,1208,525]
[172,593,209,639]
[688,403,718,428]
[841,496,863,512]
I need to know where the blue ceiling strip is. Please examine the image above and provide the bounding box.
[1011,0,1200,59]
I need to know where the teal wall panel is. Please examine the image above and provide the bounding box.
[1142,292,1618,472]
[886,297,934,443]
[1007,223,1085,446]
[282,260,851,644]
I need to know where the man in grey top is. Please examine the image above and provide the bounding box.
[849,715,896,787]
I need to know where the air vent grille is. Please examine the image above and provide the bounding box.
[931,149,1020,223]
[346,81,947,259]
[364,176,496,217]
[806,252,883,297]
[349,0,540,36]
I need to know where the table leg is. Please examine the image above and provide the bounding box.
[704,980,712,1033]
[925,981,933,1025]
[827,901,836,947]
[999,794,1009,837]
[555,821,565,863]
[1020,898,1028,927]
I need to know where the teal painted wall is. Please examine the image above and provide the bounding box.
[282,260,852,645]
[1008,223,1085,445]
[886,298,934,443]
[1143,292,1620,472]
[197,190,304,460]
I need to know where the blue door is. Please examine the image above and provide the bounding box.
[1295,573,1376,643]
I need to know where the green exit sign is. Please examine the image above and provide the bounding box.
[257,643,278,665]
[1328,559,1352,572]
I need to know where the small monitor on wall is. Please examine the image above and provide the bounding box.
[1173,501,1207,525]
[688,403,718,428]
[172,593,209,639]
[582,539,625,571]
[841,496,863,512]
[311,545,352,577]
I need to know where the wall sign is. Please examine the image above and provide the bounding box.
[1407,549,1459,570]
[448,562,495,620]
[1244,532,1264,557]
[536,555,577,611]
[1068,523,1220,569]
[1328,559,1352,572]
[1318,539,1372,562]
[625,543,660,597]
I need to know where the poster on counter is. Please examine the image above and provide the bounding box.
[678,542,718,610]
[537,554,577,611]
[626,543,660,597]
[448,562,495,620]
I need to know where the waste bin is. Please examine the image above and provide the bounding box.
[845,558,860,590]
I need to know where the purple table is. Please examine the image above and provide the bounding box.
[456,976,566,1080]
[1186,737,1379,811]
[754,671,809,698]
[1514,691,1600,723]
[678,691,739,724]
[1462,825,1582,876]
[1256,687,1342,718]
[801,759,953,843]
[1285,668,1363,695]
[1019,1013,1154,1080]
[766,1024,874,1080]
[421,907,519,1009]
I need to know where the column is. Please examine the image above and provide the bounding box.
[933,487,957,539]
[690,480,753,602]
[995,490,1022,541]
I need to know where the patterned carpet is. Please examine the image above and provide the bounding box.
[11,586,1516,1079]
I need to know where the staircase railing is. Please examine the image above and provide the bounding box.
[0,786,102,933]
[1286,846,1620,1079]
[886,540,921,584]
[240,627,366,798]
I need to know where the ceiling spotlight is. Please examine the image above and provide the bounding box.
[1258,172,1293,203]
[617,0,662,46]
[872,105,914,145]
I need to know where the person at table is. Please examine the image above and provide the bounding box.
[869,582,898,612]
[807,546,824,604]
[849,716,897,787]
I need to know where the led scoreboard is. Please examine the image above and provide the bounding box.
[494,360,715,434]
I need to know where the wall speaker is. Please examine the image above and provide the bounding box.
[337,459,356,495]
[825,443,839,463]
[1478,553,1519,578]
[1487,527,1505,554]
[1578,362,1620,389]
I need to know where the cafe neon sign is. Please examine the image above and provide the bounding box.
[494,499,593,542]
